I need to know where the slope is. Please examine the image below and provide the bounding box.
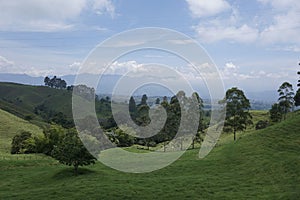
[0,82,73,121]
[0,111,299,199]
[0,109,43,155]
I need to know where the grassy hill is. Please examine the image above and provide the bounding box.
[0,82,73,121]
[0,110,299,199]
[0,82,117,129]
[0,109,43,155]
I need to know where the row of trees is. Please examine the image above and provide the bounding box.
[11,126,96,175]
[108,92,206,149]
[44,76,68,89]
[270,82,296,122]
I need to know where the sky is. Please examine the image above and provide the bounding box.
[0,0,299,94]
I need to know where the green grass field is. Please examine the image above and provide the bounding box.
[0,108,299,199]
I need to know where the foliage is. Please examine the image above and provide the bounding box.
[42,125,67,155]
[192,92,206,133]
[11,131,36,154]
[114,126,135,147]
[277,82,294,119]
[220,87,253,141]
[44,76,67,89]
[140,94,148,106]
[255,120,269,130]
[129,96,137,121]
[294,88,300,107]
[51,129,96,175]
[2,111,300,199]
[0,108,44,155]
[269,103,283,122]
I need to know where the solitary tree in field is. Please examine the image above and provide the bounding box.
[52,129,96,175]
[220,87,252,141]
[277,82,294,120]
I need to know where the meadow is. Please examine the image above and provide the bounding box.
[1,109,300,199]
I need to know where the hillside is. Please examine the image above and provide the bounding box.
[0,82,73,121]
[0,109,43,155]
[0,111,299,199]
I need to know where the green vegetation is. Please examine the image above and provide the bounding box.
[0,108,43,155]
[52,129,97,175]
[220,87,253,141]
[0,82,73,123]
[270,81,295,122]
[1,80,300,199]
[0,111,300,199]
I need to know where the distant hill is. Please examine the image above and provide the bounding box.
[0,73,122,94]
[0,73,44,85]
[0,73,279,103]
[0,108,43,155]
[0,82,73,122]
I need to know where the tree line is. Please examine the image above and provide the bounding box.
[11,68,300,173]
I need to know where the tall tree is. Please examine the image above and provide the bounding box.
[220,87,252,141]
[44,76,50,86]
[277,82,294,120]
[191,92,205,148]
[294,89,300,107]
[140,94,148,106]
[269,103,283,122]
[129,96,137,114]
[155,98,160,105]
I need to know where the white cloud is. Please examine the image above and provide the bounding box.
[0,55,54,76]
[189,0,300,45]
[69,61,81,71]
[188,1,259,44]
[93,0,115,17]
[258,0,300,44]
[0,0,115,32]
[268,45,300,52]
[194,21,259,43]
[221,62,258,80]
[0,56,14,68]
[168,39,194,45]
[186,0,230,17]
[225,62,238,70]
[104,61,145,75]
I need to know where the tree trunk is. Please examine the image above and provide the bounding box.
[74,164,79,175]
[192,139,195,149]
[233,129,236,141]
[180,139,183,151]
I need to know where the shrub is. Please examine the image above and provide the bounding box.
[255,120,269,130]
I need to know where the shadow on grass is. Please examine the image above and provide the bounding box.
[52,167,97,179]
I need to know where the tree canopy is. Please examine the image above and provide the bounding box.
[277,82,294,120]
[220,87,252,141]
[51,129,96,175]
[44,76,67,89]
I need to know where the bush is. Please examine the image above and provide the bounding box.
[256,120,269,130]
[11,131,36,154]
[24,115,33,121]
